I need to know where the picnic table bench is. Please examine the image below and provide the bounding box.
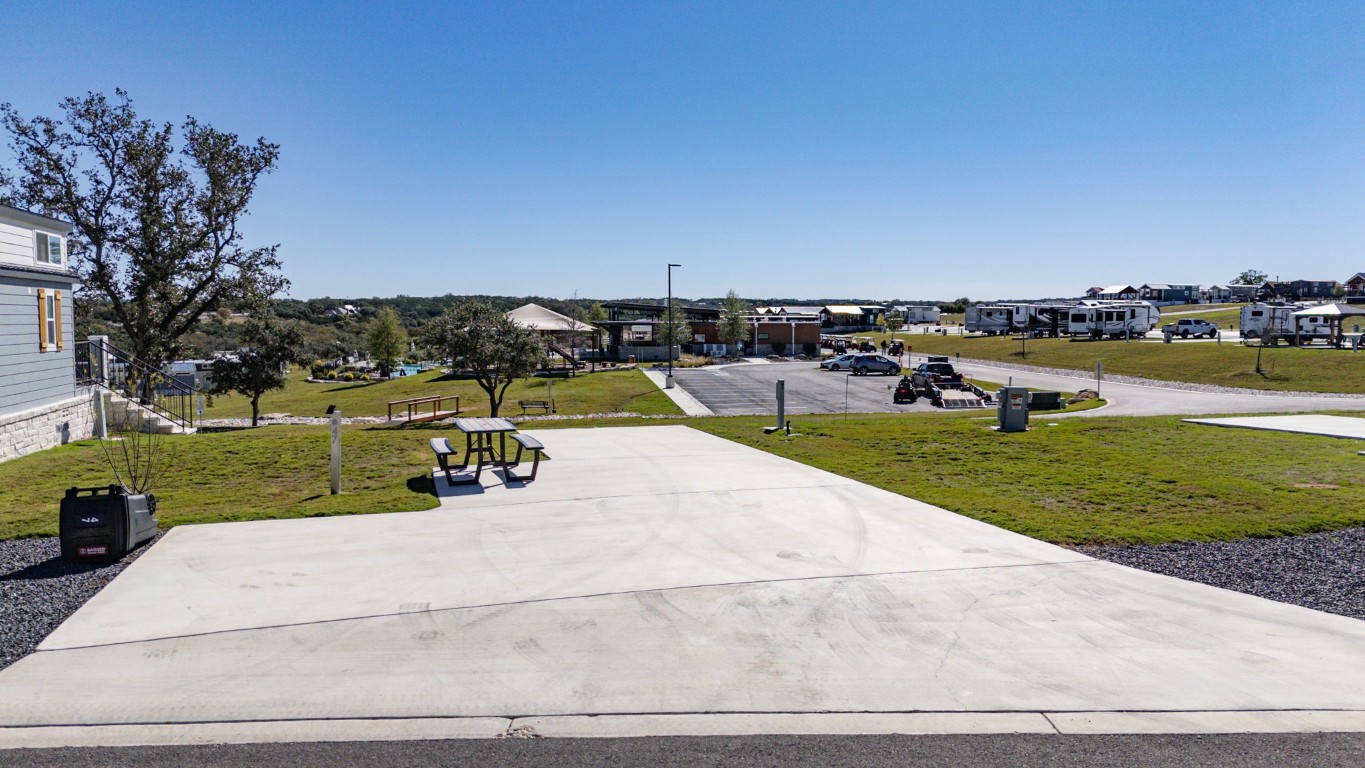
[429,419,546,485]
[388,394,460,424]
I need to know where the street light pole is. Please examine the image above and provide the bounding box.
[667,263,681,388]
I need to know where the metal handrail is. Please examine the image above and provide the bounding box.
[77,339,197,430]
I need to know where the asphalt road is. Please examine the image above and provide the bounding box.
[6,733,1364,767]
[671,360,1365,418]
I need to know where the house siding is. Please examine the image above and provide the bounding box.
[0,272,77,416]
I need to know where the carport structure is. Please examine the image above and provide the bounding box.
[1293,302,1365,346]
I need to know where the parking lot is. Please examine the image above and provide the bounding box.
[671,361,938,416]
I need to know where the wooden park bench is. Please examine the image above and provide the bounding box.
[389,395,460,424]
[518,399,552,415]
[504,433,545,482]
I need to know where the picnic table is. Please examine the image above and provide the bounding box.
[431,417,546,485]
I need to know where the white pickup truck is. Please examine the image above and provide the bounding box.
[1162,317,1218,338]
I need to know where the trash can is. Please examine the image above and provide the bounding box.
[627,355,636,365]
[59,485,158,563]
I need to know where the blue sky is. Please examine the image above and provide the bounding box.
[6,1,1362,301]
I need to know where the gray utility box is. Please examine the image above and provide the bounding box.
[60,485,158,564]
[997,386,1030,432]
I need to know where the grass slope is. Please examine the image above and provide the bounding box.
[204,367,680,419]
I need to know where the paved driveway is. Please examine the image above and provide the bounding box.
[670,360,1365,418]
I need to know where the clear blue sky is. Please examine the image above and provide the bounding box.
[6,1,1362,302]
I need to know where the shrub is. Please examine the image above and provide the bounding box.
[343,372,355,381]
[327,371,338,380]
[803,343,818,357]
[360,374,371,382]
[770,341,787,356]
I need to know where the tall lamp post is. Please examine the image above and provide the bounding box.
[667,263,681,389]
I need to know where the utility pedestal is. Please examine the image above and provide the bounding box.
[997,386,1029,433]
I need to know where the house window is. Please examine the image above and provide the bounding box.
[35,232,62,265]
[37,289,62,352]
[46,293,57,346]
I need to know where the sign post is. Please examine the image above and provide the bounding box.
[1095,361,1103,398]
[328,405,342,495]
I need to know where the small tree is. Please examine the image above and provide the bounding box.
[210,313,305,427]
[718,290,751,356]
[658,299,693,362]
[420,301,541,417]
[366,307,408,377]
[1234,269,1268,286]
[885,310,904,340]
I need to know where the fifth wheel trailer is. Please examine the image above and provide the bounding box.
[1066,301,1161,338]
[1239,303,1332,343]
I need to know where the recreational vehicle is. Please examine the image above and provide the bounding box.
[1065,301,1161,339]
[965,305,1012,335]
[1239,304,1332,342]
[895,305,942,324]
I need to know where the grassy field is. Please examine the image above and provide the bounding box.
[878,331,1365,394]
[4,409,1362,545]
[694,411,1365,545]
[204,367,681,419]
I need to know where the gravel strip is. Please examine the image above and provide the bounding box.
[0,534,162,672]
[1077,527,1365,621]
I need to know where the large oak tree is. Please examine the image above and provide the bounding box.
[420,301,542,417]
[1,90,287,372]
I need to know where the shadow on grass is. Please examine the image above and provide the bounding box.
[406,474,436,496]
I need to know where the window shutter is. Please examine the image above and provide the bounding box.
[37,289,48,352]
[54,291,63,350]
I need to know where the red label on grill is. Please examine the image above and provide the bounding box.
[78,545,109,557]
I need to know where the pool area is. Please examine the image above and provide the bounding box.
[399,364,421,376]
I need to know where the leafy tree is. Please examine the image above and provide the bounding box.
[1234,269,1268,285]
[884,310,904,339]
[718,290,751,355]
[419,301,541,417]
[210,313,305,427]
[366,307,409,377]
[586,302,608,324]
[1,90,286,373]
[658,299,693,362]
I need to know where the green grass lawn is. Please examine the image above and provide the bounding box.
[692,411,1365,545]
[880,332,1365,394]
[204,367,681,419]
[4,409,1362,545]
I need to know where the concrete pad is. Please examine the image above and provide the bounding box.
[1048,710,1365,735]
[0,718,512,750]
[2,425,1365,745]
[1183,414,1365,440]
[516,712,1056,737]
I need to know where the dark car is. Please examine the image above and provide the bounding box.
[852,354,901,375]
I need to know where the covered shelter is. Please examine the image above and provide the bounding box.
[1292,303,1365,347]
[506,303,599,369]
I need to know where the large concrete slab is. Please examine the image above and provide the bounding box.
[1183,414,1365,440]
[2,425,1364,747]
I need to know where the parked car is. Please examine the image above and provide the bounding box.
[820,354,860,371]
[851,354,901,375]
[1163,317,1218,338]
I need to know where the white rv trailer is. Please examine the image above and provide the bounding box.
[1239,303,1332,342]
[1066,301,1161,338]
[964,305,1012,335]
[895,305,942,324]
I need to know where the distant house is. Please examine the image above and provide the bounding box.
[1088,285,1140,301]
[1139,284,1200,305]
[0,204,90,462]
[1345,273,1365,296]
[1258,280,1342,302]
[1203,284,1258,303]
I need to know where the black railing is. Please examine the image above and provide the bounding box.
[77,339,197,430]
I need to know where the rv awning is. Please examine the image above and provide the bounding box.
[506,303,597,333]
[1292,303,1365,318]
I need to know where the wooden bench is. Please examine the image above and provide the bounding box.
[518,399,552,415]
[390,395,461,424]
[504,433,545,482]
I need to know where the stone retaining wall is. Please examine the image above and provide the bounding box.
[0,392,95,463]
